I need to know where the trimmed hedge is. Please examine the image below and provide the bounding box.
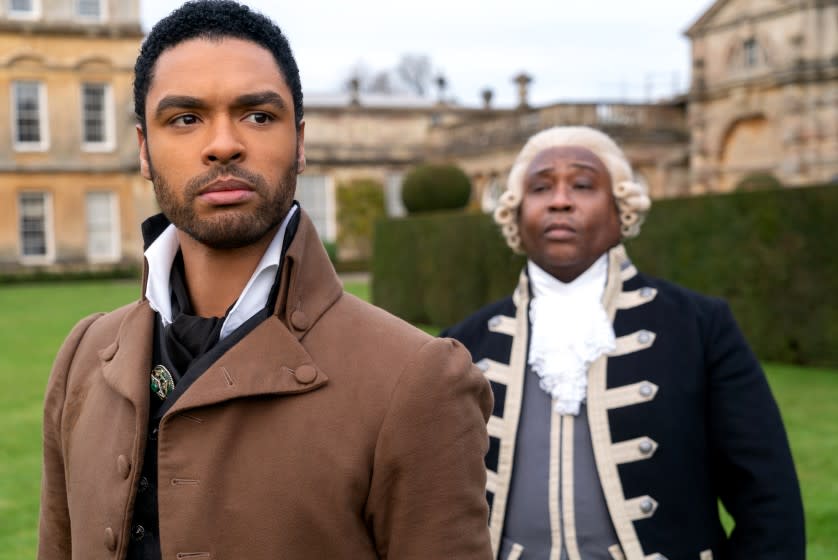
[735,172,783,191]
[401,164,472,214]
[372,211,523,327]
[372,184,838,367]
[627,184,837,367]
[0,264,141,284]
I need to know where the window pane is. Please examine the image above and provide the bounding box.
[744,38,759,67]
[296,175,329,239]
[83,83,107,143]
[385,173,406,217]
[480,176,503,214]
[11,0,34,12]
[86,192,118,260]
[77,0,100,17]
[14,82,41,144]
[19,193,47,257]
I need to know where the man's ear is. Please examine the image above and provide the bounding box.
[296,120,306,174]
[136,124,152,180]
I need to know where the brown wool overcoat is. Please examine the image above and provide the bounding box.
[39,211,494,559]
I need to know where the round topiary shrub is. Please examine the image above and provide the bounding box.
[401,163,472,214]
[735,172,783,191]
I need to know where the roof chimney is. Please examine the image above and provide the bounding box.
[481,88,494,110]
[435,74,448,105]
[513,72,532,110]
[349,77,361,106]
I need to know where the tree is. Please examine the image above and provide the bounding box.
[337,178,386,261]
[341,54,437,97]
[367,71,395,94]
[396,54,433,96]
[343,61,396,95]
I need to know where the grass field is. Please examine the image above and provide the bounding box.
[1,279,836,559]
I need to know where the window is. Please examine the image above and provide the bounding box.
[76,0,103,19]
[86,191,120,262]
[743,38,759,67]
[8,0,39,18]
[19,192,53,262]
[12,81,48,151]
[295,175,336,242]
[82,83,114,150]
[385,173,406,217]
[480,174,504,214]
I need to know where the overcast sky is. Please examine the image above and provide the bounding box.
[140,0,713,108]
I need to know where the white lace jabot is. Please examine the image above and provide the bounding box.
[527,256,616,415]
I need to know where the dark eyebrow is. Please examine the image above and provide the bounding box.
[233,91,287,111]
[153,95,206,120]
[153,91,288,121]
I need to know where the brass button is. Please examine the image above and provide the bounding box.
[104,527,117,551]
[117,455,131,479]
[293,364,317,385]
[290,310,310,330]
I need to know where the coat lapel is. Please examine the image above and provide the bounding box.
[100,302,155,412]
[272,210,344,339]
[106,210,339,418]
[164,315,329,415]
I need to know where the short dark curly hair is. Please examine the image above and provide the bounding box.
[133,0,303,131]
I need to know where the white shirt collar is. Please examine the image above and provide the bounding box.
[526,254,616,415]
[144,204,298,341]
[528,253,609,301]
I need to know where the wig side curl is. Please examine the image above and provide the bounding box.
[493,126,651,253]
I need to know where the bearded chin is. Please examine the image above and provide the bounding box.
[149,160,297,250]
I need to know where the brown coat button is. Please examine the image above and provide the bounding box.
[293,364,317,384]
[290,310,310,330]
[117,455,131,479]
[104,527,117,551]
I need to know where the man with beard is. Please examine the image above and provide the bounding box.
[38,2,493,559]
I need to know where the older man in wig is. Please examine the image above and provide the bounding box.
[442,126,804,560]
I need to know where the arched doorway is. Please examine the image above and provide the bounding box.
[718,115,780,191]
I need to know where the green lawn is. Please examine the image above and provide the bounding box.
[1,279,835,559]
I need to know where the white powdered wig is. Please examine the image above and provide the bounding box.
[493,126,651,253]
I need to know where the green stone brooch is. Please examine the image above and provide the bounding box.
[150,365,175,400]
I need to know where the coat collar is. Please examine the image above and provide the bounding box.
[99,302,155,411]
[138,208,343,338]
[105,208,341,412]
[270,208,344,339]
[165,314,329,416]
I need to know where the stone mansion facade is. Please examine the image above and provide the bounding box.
[0,0,835,272]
